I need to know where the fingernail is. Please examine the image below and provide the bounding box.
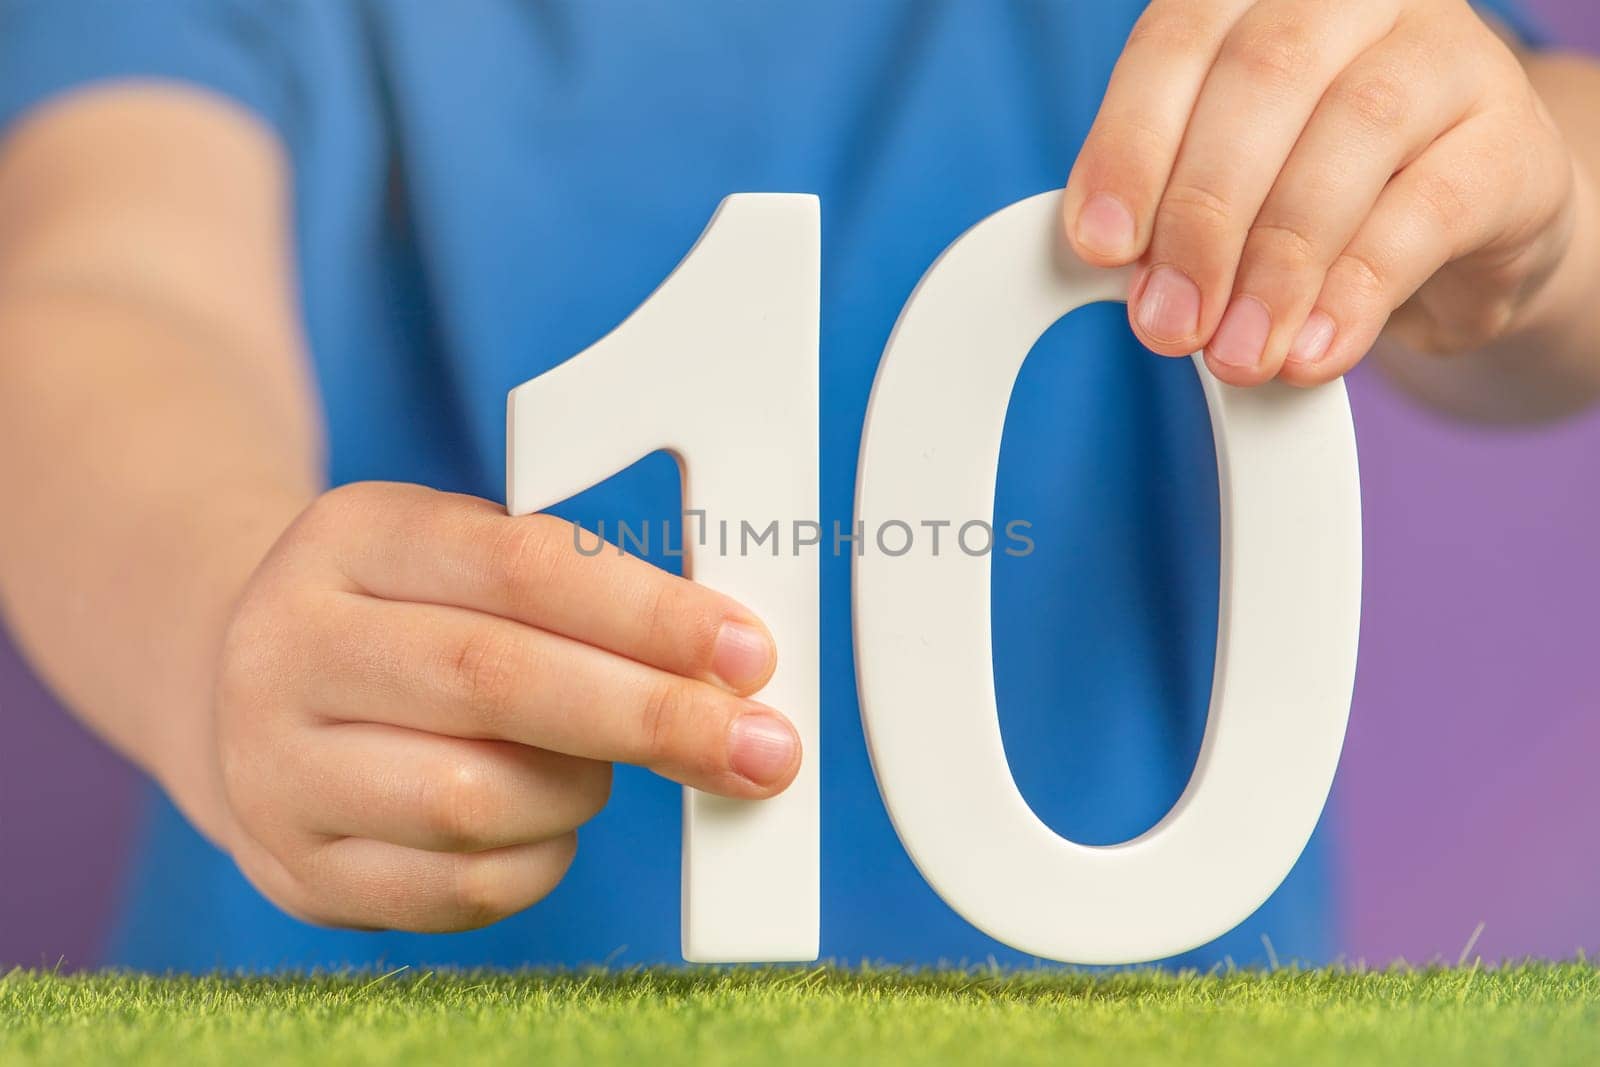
[1135,266,1201,344]
[1289,310,1337,365]
[711,621,774,690]
[1207,296,1272,369]
[1076,193,1136,259]
[728,708,799,787]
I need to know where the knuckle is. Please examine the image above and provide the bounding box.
[638,580,720,676]
[1411,171,1470,239]
[1475,300,1517,344]
[1448,297,1516,350]
[297,493,343,537]
[488,514,567,598]
[216,604,277,712]
[422,757,497,850]
[1245,219,1323,276]
[637,679,690,767]
[214,595,321,777]
[1156,181,1236,242]
[1222,19,1318,90]
[447,856,515,929]
[636,582,677,653]
[302,481,374,533]
[221,586,321,686]
[1331,249,1391,306]
[1330,72,1411,135]
[1076,113,1170,211]
[450,626,518,727]
[1088,110,1169,160]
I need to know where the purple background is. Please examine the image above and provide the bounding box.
[2,2,1597,969]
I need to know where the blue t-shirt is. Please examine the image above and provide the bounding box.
[0,0,1536,973]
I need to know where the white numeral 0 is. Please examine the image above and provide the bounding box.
[508,191,1361,965]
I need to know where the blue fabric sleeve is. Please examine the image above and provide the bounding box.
[0,0,299,142]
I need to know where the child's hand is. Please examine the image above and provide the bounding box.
[211,481,796,932]
[1062,0,1581,386]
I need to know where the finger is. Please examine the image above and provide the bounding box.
[287,833,578,933]
[1133,0,1399,358]
[1278,114,1539,385]
[1064,0,1253,265]
[1216,17,1484,382]
[302,482,776,694]
[284,721,610,853]
[302,593,802,799]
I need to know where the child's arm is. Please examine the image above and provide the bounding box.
[1061,0,1600,423]
[0,87,320,848]
[0,87,798,930]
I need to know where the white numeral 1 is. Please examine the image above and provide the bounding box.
[854,191,1360,964]
[507,194,821,962]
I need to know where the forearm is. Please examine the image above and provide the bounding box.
[0,292,319,843]
[1379,50,1600,423]
[0,88,320,846]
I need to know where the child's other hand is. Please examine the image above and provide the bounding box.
[211,481,795,932]
[1062,0,1580,386]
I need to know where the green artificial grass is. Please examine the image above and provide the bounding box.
[2,962,1597,1066]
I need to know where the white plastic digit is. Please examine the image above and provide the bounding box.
[853,191,1362,964]
[506,194,821,963]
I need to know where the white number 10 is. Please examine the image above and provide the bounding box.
[507,192,1361,965]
